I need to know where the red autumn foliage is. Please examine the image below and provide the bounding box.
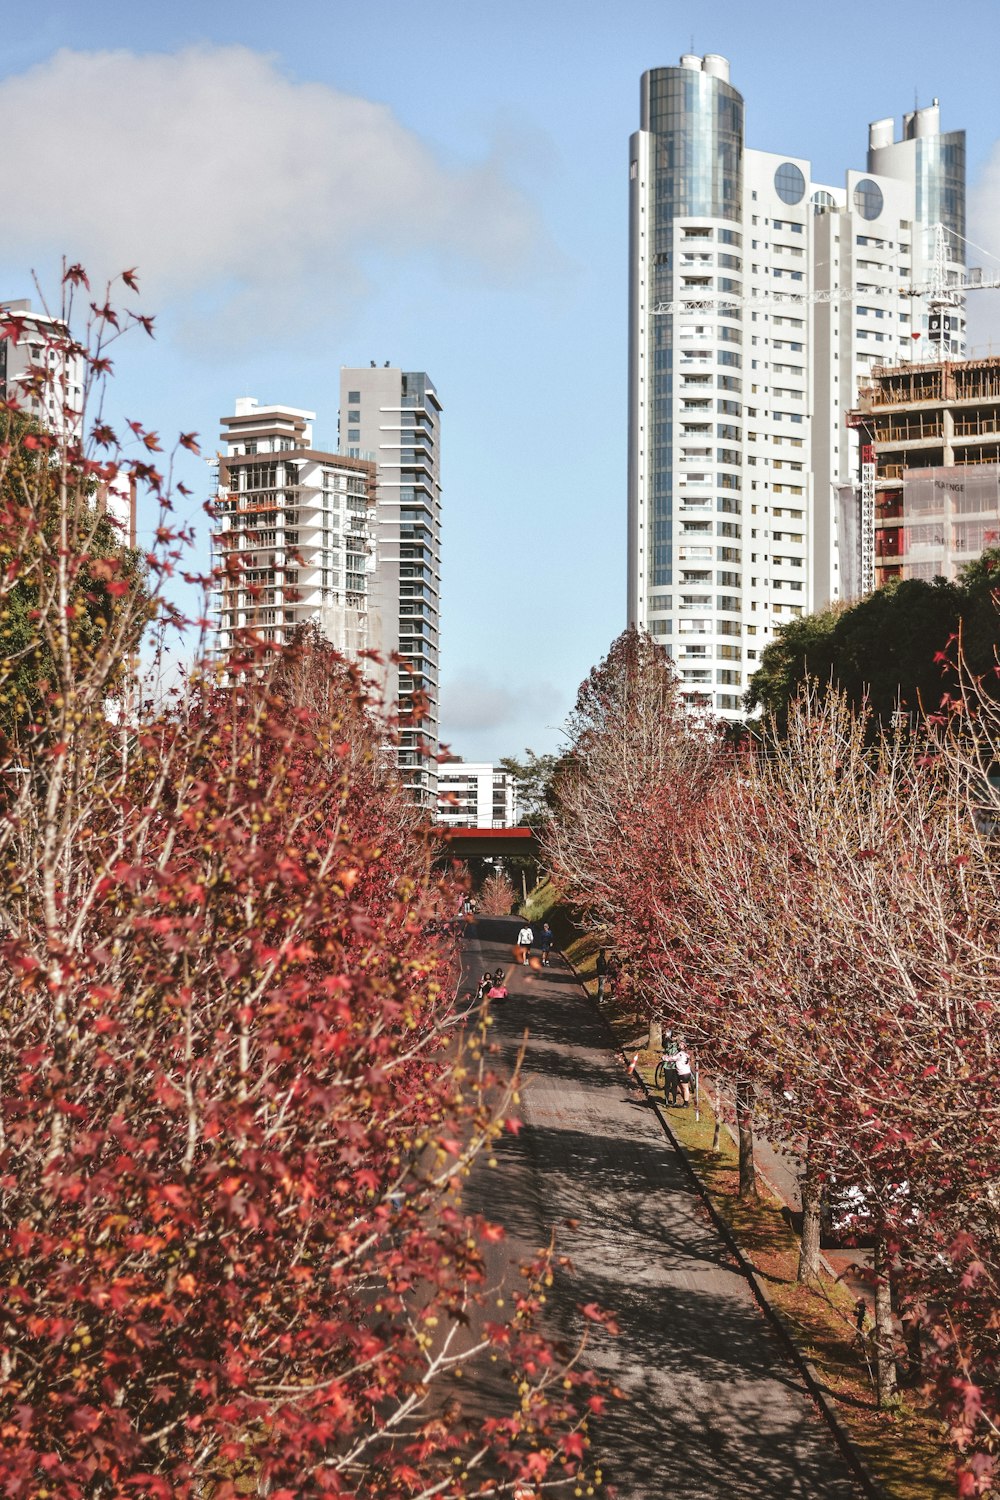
[0,273,607,1496]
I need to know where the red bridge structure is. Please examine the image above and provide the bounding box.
[432,825,542,860]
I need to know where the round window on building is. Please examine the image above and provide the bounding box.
[774,162,806,205]
[811,189,835,214]
[853,178,884,220]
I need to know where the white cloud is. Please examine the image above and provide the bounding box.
[439,671,566,760]
[441,676,522,734]
[0,45,547,336]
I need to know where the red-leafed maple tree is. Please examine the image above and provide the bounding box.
[0,272,609,1497]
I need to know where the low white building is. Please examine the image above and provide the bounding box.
[437,760,519,828]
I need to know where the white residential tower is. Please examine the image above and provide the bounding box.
[339,368,443,807]
[627,54,965,714]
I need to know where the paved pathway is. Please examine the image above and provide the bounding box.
[462,917,863,1500]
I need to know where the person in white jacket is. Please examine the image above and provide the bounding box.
[675,1041,693,1106]
[516,924,534,965]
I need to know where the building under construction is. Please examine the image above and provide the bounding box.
[846,356,1000,593]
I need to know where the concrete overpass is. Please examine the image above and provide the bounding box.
[433,825,542,860]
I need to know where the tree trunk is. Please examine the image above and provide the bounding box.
[646,1018,663,1052]
[735,1078,758,1201]
[797,1148,822,1282]
[711,1086,722,1153]
[873,1231,898,1406]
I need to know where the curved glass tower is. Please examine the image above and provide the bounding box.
[627,53,745,659]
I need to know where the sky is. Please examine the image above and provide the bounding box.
[5,0,1000,762]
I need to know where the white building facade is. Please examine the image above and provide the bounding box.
[627,54,965,714]
[437,761,519,828]
[210,398,375,659]
[339,368,442,807]
[1,298,84,440]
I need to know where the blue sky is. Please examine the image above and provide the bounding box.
[5,0,1000,760]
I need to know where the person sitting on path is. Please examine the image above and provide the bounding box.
[675,1040,693,1107]
[477,971,493,1002]
[539,922,554,967]
[487,976,508,1003]
[516,923,534,966]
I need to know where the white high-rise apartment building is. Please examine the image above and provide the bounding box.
[627,54,965,714]
[437,761,519,828]
[211,398,376,658]
[339,368,442,808]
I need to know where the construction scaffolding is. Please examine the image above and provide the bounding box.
[861,356,1000,411]
[886,465,1000,581]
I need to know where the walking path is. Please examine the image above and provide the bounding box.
[463,917,863,1500]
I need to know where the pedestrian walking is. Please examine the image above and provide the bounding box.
[605,953,621,998]
[675,1039,693,1106]
[595,948,608,999]
[539,922,554,966]
[516,923,534,966]
[662,1029,680,1106]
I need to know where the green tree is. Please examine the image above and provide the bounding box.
[0,406,148,744]
[498,746,561,826]
[747,555,1000,732]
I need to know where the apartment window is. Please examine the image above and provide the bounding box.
[853,180,884,221]
[347,389,360,402]
[774,162,805,204]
